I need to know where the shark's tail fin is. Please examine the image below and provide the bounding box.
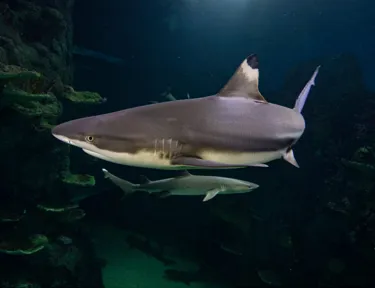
[293,65,320,114]
[102,168,136,196]
[285,65,320,168]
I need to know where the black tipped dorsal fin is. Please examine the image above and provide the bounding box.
[218,54,266,102]
[176,170,192,178]
[139,175,151,184]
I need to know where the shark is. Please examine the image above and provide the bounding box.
[102,168,259,202]
[51,53,320,170]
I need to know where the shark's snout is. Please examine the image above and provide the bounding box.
[52,120,76,138]
[52,133,72,145]
[52,122,75,144]
[51,117,94,147]
[52,115,97,138]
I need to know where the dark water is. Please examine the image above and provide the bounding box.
[0,0,374,287]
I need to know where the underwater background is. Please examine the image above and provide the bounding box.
[0,0,374,287]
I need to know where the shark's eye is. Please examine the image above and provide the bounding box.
[85,136,94,142]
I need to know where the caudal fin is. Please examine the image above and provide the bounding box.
[102,168,136,195]
[293,65,320,113]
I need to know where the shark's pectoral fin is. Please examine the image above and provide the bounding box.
[283,149,299,168]
[102,168,136,194]
[171,157,246,169]
[217,54,267,102]
[203,189,220,202]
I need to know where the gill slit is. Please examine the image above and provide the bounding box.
[153,138,182,159]
[153,139,157,156]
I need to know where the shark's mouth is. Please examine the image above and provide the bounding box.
[82,149,106,159]
[52,134,73,145]
[82,148,121,164]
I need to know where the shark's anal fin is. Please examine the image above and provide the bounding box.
[171,157,246,169]
[283,149,299,168]
[203,189,220,202]
[218,54,267,102]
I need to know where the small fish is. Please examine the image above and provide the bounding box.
[164,92,177,101]
[57,235,73,245]
[257,270,282,286]
[154,88,190,103]
[102,169,259,202]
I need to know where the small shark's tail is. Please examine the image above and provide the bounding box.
[102,168,136,195]
[293,65,320,114]
[285,65,320,168]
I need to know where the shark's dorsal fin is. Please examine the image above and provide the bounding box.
[139,175,151,184]
[176,170,191,178]
[218,54,267,102]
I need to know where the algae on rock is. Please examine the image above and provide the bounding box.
[0,63,62,129]
[59,150,96,187]
[62,85,104,104]
[0,234,49,255]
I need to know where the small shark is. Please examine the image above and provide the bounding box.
[73,46,125,66]
[52,54,320,170]
[102,169,259,202]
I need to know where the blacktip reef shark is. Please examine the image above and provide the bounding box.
[52,53,320,170]
[102,168,259,202]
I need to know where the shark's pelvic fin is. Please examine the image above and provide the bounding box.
[171,156,246,169]
[283,149,299,168]
[203,189,220,202]
[218,54,267,102]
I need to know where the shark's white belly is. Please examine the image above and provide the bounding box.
[83,149,184,169]
[82,145,285,169]
[199,149,285,165]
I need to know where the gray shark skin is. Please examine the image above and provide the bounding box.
[102,169,259,202]
[52,54,320,170]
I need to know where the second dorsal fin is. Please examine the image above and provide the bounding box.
[139,175,151,184]
[176,170,191,178]
[218,54,266,102]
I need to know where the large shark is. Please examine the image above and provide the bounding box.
[102,169,259,202]
[52,54,320,170]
